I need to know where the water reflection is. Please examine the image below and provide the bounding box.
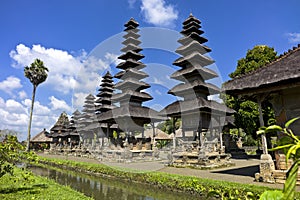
[30,166,200,200]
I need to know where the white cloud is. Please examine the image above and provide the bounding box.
[128,0,137,8]
[0,97,56,141]
[105,52,122,65]
[141,0,178,27]
[9,44,115,98]
[0,76,22,95]
[49,96,72,112]
[72,92,89,109]
[22,99,51,116]
[18,90,27,99]
[6,99,27,114]
[286,32,300,43]
[6,44,120,140]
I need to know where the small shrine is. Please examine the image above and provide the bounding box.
[161,14,234,168]
[49,112,71,145]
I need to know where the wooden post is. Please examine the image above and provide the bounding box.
[257,97,268,154]
[218,116,223,151]
[151,122,155,138]
[173,117,177,149]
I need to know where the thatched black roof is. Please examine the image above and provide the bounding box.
[161,97,235,117]
[170,64,218,81]
[115,78,150,91]
[173,52,214,67]
[168,80,220,96]
[114,68,148,80]
[176,40,211,55]
[223,44,300,96]
[112,91,152,103]
[99,105,165,123]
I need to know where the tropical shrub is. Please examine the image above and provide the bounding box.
[257,117,300,200]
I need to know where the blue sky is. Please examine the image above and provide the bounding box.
[0,0,300,141]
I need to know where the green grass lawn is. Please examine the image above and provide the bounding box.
[38,156,295,199]
[0,167,92,200]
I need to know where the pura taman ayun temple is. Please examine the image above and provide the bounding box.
[45,15,234,166]
[223,44,300,183]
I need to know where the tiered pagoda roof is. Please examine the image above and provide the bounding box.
[162,14,234,129]
[68,110,81,136]
[99,18,165,132]
[95,71,115,113]
[49,112,70,137]
[78,94,99,132]
[112,18,152,106]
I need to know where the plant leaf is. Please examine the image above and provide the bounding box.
[265,125,283,133]
[283,160,299,200]
[259,190,283,200]
[256,130,265,135]
[285,117,300,129]
[269,144,293,152]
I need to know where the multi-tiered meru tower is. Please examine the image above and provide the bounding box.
[95,71,115,114]
[163,14,234,152]
[99,18,164,134]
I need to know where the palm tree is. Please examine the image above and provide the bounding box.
[24,59,48,151]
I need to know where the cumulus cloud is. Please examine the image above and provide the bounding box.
[0,76,22,95]
[72,92,90,109]
[141,0,178,27]
[22,99,51,116]
[9,43,119,111]
[9,44,115,96]
[0,97,56,141]
[18,90,27,99]
[49,96,72,112]
[286,32,300,43]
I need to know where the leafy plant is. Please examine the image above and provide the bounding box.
[257,117,300,200]
[0,134,37,179]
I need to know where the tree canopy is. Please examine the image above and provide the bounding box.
[224,45,277,144]
[24,59,49,87]
[229,45,277,78]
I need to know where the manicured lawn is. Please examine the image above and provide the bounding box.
[0,167,92,200]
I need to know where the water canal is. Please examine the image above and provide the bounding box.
[30,165,200,200]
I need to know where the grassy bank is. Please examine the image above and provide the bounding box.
[0,167,92,200]
[38,156,296,199]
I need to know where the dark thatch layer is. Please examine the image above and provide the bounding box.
[173,52,214,67]
[98,105,166,123]
[161,97,235,116]
[170,64,218,81]
[114,68,148,80]
[223,44,300,95]
[112,90,152,102]
[168,80,220,96]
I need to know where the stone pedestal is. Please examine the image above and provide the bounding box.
[255,154,275,183]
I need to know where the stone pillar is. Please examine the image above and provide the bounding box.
[256,95,275,183]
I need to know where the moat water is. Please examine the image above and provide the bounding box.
[30,166,200,200]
